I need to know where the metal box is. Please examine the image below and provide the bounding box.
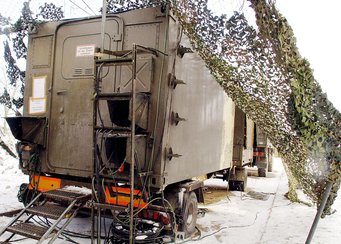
[8,6,246,192]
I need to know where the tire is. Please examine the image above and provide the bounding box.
[229,180,245,191]
[229,181,236,191]
[182,192,198,237]
[17,183,38,206]
[258,167,266,177]
[206,172,214,179]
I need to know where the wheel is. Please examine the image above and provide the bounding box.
[206,172,214,179]
[17,183,38,206]
[258,167,266,177]
[182,192,198,237]
[228,180,245,191]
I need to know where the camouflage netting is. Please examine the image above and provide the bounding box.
[107,0,341,215]
[0,2,64,111]
[0,2,64,159]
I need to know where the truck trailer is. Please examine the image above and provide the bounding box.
[1,5,270,243]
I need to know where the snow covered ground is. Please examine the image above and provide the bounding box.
[196,158,341,244]
[0,154,340,243]
[0,154,26,213]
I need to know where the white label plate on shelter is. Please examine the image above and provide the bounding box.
[29,97,46,114]
[32,76,46,98]
[76,45,95,57]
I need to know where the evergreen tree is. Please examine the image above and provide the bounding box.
[0,1,64,157]
[0,1,64,112]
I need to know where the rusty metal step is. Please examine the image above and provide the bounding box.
[6,223,53,240]
[26,203,72,219]
[43,189,91,203]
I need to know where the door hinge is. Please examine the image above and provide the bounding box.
[166,147,182,161]
[171,112,186,126]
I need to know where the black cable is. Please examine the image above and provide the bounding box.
[110,218,165,244]
[39,216,94,239]
[23,151,42,205]
[96,63,105,127]
[157,191,177,239]
[81,0,97,15]
[31,217,46,228]
[68,0,92,15]
[60,233,79,244]
[103,213,107,243]
[108,166,120,209]
[105,224,112,244]
[37,216,49,227]
[178,226,227,243]
[178,211,260,244]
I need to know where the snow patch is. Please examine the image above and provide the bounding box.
[0,154,340,243]
[136,235,148,240]
[62,185,92,195]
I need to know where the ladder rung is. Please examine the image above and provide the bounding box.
[99,173,130,182]
[99,171,148,181]
[97,132,147,138]
[96,92,150,100]
[97,131,131,137]
[7,223,51,240]
[97,49,133,57]
[138,171,154,177]
[93,202,127,212]
[26,203,71,220]
[43,189,91,203]
[95,57,133,65]
[96,48,156,57]
[94,126,131,131]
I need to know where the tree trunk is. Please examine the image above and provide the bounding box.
[0,137,17,158]
[283,161,299,201]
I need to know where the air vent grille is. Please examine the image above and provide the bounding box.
[85,68,93,75]
[74,68,83,76]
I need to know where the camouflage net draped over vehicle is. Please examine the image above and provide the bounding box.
[0,2,64,111]
[107,0,341,215]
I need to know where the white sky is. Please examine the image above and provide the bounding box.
[276,0,341,111]
[0,0,340,110]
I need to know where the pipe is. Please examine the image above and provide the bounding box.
[129,44,137,244]
[100,0,107,53]
[305,181,333,244]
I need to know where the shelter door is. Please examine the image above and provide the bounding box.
[47,18,123,177]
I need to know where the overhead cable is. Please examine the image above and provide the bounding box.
[81,0,97,15]
[68,0,92,15]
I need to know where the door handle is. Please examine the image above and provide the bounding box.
[56,90,67,95]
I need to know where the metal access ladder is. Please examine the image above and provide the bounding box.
[92,44,158,243]
[92,45,139,244]
[0,188,91,243]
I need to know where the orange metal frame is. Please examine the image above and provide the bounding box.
[28,175,61,192]
[104,186,148,208]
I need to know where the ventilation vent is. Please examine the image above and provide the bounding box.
[73,68,83,76]
[85,68,93,75]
